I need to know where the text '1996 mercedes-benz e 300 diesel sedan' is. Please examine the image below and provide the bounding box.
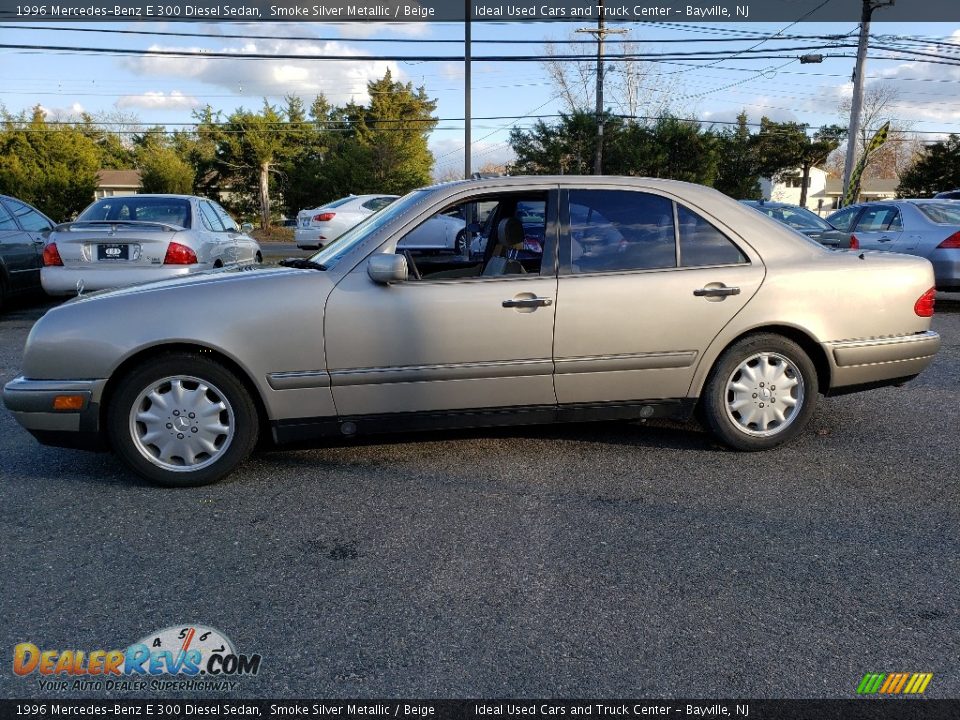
[4,177,941,486]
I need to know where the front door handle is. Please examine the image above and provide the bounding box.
[502,296,553,308]
[878,237,893,242]
[693,286,740,298]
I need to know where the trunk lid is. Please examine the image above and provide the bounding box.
[50,221,184,267]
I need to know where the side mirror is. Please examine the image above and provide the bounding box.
[466,222,483,233]
[367,253,408,284]
[240,222,254,233]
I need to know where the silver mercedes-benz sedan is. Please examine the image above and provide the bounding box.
[4,177,941,487]
[41,194,262,295]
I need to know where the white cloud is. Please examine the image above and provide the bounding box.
[37,103,85,120]
[116,91,200,110]
[121,39,403,105]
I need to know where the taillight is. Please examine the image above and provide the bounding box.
[42,242,63,267]
[313,212,336,222]
[914,287,936,317]
[163,242,198,265]
[849,234,860,250]
[936,231,960,249]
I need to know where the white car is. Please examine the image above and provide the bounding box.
[296,194,466,253]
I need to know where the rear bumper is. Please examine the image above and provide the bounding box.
[294,228,325,249]
[930,250,960,291]
[2,376,107,450]
[40,265,202,296]
[826,331,941,389]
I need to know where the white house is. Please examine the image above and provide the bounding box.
[759,167,832,214]
[760,168,898,215]
[95,169,141,199]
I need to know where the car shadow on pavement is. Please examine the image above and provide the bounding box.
[255,418,720,461]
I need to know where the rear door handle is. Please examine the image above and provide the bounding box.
[694,286,740,298]
[878,237,893,242]
[502,296,553,308]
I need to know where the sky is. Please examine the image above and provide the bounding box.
[1,17,960,180]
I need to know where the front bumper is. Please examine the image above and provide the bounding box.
[826,331,941,389]
[3,377,108,450]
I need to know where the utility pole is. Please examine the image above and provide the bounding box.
[841,0,894,206]
[464,0,472,179]
[577,0,625,175]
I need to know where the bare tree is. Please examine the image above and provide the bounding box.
[836,83,915,180]
[543,33,671,121]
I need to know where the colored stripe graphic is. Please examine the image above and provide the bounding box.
[857,673,932,695]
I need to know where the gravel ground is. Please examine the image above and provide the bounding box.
[1,292,958,700]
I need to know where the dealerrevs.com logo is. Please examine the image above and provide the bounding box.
[13,625,261,692]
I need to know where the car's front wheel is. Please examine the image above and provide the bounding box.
[702,334,818,451]
[108,354,259,487]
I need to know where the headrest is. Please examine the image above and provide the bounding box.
[497,217,525,249]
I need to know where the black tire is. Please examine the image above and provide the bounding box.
[255,251,263,263]
[454,229,467,255]
[702,333,818,451]
[108,353,259,487]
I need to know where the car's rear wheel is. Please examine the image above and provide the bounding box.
[454,229,468,255]
[702,334,817,450]
[108,354,259,487]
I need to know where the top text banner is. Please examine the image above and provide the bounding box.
[2,0,960,23]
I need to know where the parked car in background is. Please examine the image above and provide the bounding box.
[933,190,960,200]
[41,195,262,296]
[296,194,467,253]
[740,200,854,249]
[826,199,960,291]
[296,195,395,249]
[4,176,940,487]
[0,194,56,310]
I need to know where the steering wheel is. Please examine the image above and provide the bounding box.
[402,249,422,281]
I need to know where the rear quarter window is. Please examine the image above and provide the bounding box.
[677,205,748,267]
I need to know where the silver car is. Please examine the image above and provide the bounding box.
[41,194,262,295]
[826,199,960,291]
[4,177,941,487]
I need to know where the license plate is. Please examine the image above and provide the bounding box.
[97,244,129,260]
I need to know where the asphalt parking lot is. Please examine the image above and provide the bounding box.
[1,288,958,700]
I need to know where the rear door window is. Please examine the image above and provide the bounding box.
[211,203,239,232]
[199,202,225,231]
[855,205,902,232]
[568,189,676,273]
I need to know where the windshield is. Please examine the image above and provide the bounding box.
[77,197,191,227]
[916,202,960,225]
[310,189,431,269]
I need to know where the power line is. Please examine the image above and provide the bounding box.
[0,23,857,45]
[0,41,861,63]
